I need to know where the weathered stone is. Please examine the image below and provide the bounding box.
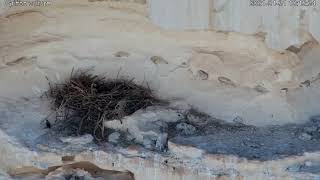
[242,140,262,149]
[304,161,313,167]
[218,76,236,87]
[1,1,320,180]
[168,141,204,158]
[125,134,135,142]
[186,109,209,126]
[196,70,209,80]
[169,100,192,113]
[254,85,269,94]
[155,133,168,151]
[286,164,302,172]
[114,51,130,58]
[150,56,168,64]
[142,135,156,150]
[108,132,121,144]
[300,80,311,87]
[148,0,210,30]
[298,133,312,141]
[104,107,183,148]
[148,0,320,50]
[0,170,11,180]
[233,116,244,124]
[303,126,317,134]
[60,134,93,145]
[311,115,320,123]
[176,123,196,136]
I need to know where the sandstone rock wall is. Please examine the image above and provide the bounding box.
[148,0,320,50]
[0,0,319,126]
[147,0,211,30]
[0,0,8,14]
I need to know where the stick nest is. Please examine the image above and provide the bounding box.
[45,70,163,141]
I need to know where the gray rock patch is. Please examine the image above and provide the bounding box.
[176,123,196,136]
[114,51,130,58]
[108,132,121,144]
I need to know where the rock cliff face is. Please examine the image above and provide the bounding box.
[148,0,320,50]
[1,0,320,179]
[0,0,319,134]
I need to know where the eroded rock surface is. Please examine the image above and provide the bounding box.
[104,107,184,150]
[1,1,320,179]
[148,0,320,50]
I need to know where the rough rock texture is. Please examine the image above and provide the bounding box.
[0,0,8,14]
[104,107,184,150]
[148,0,210,30]
[148,0,320,50]
[0,0,319,127]
[1,0,320,179]
[2,126,320,180]
[211,0,320,50]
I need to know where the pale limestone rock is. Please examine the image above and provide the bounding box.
[303,126,317,134]
[60,134,93,145]
[218,76,236,87]
[108,132,121,144]
[195,70,209,80]
[3,126,320,179]
[1,1,320,179]
[0,0,312,127]
[175,123,196,136]
[189,50,286,87]
[147,0,210,30]
[254,85,269,93]
[168,100,192,113]
[147,0,320,50]
[0,170,11,180]
[0,0,9,14]
[186,112,209,126]
[0,0,316,126]
[232,116,245,124]
[298,133,312,141]
[168,141,204,158]
[150,56,168,64]
[114,51,130,58]
[104,107,183,148]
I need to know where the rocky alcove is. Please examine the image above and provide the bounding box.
[1,0,320,179]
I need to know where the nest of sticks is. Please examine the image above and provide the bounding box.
[44,70,163,141]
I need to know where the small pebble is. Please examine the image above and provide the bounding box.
[300,80,311,87]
